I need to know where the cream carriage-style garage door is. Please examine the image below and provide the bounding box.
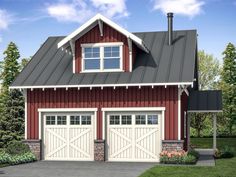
[43,113,94,161]
[107,112,162,162]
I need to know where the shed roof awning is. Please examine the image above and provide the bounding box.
[188,90,222,112]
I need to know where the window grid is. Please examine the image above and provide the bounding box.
[57,116,67,125]
[121,115,132,125]
[81,115,91,125]
[110,115,120,125]
[147,115,158,125]
[84,47,100,70]
[70,116,80,125]
[104,46,120,69]
[82,44,122,72]
[46,116,56,125]
[135,115,146,125]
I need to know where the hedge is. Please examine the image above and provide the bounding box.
[0,152,36,165]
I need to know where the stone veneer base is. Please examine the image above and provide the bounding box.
[162,140,184,151]
[22,139,41,160]
[94,140,105,161]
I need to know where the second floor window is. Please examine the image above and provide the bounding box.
[82,43,123,72]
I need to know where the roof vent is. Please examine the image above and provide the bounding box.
[167,12,174,45]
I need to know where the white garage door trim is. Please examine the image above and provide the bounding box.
[102,107,165,162]
[38,108,97,161]
[101,107,165,140]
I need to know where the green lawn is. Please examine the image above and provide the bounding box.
[139,138,236,177]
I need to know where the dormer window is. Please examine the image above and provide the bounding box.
[81,42,123,72]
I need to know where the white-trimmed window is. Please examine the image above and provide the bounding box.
[82,43,123,72]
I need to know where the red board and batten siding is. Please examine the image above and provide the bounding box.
[75,23,130,73]
[27,86,179,140]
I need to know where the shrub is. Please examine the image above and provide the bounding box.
[6,141,30,155]
[220,146,234,158]
[188,149,200,159]
[182,155,197,164]
[160,150,197,164]
[9,152,37,165]
[0,152,36,165]
[0,152,11,164]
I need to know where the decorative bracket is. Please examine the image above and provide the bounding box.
[69,39,75,73]
[127,37,132,72]
[98,20,103,37]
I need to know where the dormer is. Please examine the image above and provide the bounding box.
[58,14,148,73]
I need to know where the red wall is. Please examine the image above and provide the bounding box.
[27,86,179,140]
[75,23,130,73]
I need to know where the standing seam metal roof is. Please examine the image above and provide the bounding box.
[11,30,197,88]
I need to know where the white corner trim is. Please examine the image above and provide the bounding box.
[57,13,148,53]
[38,111,42,140]
[94,111,97,139]
[24,90,27,139]
[162,110,165,140]
[101,107,165,112]
[102,111,105,140]
[178,88,181,140]
[9,82,193,90]
[38,108,98,112]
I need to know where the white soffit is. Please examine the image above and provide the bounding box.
[57,13,149,53]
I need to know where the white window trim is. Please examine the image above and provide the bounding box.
[38,108,97,140]
[81,42,124,73]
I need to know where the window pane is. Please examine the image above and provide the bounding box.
[121,115,132,125]
[147,115,158,125]
[84,59,100,70]
[104,47,111,52]
[46,116,55,125]
[110,115,120,125]
[57,116,67,125]
[112,46,119,52]
[84,48,92,53]
[81,115,91,125]
[93,47,99,53]
[136,115,146,125]
[70,116,80,125]
[104,58,120,69]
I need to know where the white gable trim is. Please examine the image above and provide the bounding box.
[57,14,148,53]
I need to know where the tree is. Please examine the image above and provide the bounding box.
[20,57,30,71]
[191,51,221,137]
[220,43,236,135]
[0,42,24,148]
[198,50,220,90]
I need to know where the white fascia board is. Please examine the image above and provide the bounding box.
[9,82,193,90]
[38,108,98,112]
[57,13,148,53]
[101,107,165,112]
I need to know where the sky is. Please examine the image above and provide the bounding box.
[0,0,236,62]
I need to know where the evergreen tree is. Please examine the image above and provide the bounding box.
[0,42,24,148]
[220,43,236,135]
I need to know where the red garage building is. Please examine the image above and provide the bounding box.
[10,13,222,162]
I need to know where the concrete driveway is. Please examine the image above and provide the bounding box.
[0,161,155,177]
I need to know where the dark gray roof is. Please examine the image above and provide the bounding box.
[188,90,222,112]
[11,30,197,88]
